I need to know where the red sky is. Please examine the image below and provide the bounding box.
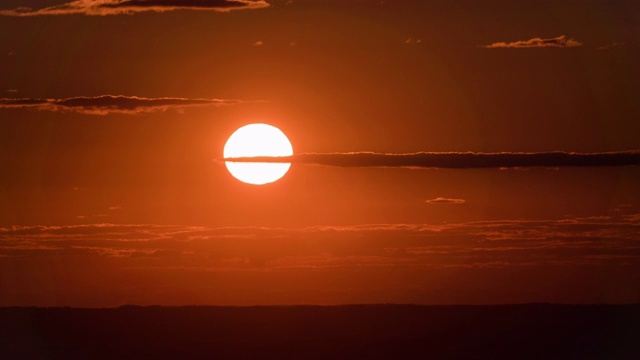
[1,0,639,306]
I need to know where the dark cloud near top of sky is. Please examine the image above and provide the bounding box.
[223,151,640,169]
[482,35,583,49]
[0,95,248,115]
[0,0,270,16]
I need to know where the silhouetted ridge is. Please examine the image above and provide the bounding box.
[1,304,638,359]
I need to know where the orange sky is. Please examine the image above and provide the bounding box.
[1,0,639,306]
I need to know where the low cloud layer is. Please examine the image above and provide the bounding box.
[223,151,640,169]
[482,35,583,49]
[0,0,269,16]
[1,214,639,268]
[2,214,639,305]
[0,95,247,115]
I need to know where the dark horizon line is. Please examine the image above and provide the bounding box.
[3,302,640,310]
[220,151,640,169]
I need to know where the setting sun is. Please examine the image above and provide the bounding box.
[223,123,293,185]
[1,1,640,357]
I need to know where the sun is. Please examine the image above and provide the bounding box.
[223,123,293,185]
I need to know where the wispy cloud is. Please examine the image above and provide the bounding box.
[425,197,465,205]
[404,37,422,45]
[223,151,640,169]
[0,95,248,115]
[0,0,269,16]
[596,42,625,51]
[2,216,639,305]
[482,35,583,49]
[1,214,639,269]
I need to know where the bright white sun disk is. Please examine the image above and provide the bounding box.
[223,123,293,185]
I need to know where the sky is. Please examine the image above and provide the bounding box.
[0,0,639,306]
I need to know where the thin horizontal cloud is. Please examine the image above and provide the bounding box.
[426,197,465,205]
[0,0,269,16]
[596,42,625,51]
[482,35,582,49]
[223,151,640,169]
[0,95,248,115]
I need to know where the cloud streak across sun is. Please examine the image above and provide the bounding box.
[223,151,640,169]
[0,0,270,16]
[0,95,249,115]
[482,35,583,49]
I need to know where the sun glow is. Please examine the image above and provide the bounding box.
[223,123,293,185]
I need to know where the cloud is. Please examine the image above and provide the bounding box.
[596,42,625,51]
[3,216,639,305]
[253,40,264,46]
[0,95,248,115]
[5,89,18,93]
[426,197,465,205]
[1,214,639,270]
[0,0,269,16]
[223,151,640,169]
[482,35,583,49]
[404,37,422,45]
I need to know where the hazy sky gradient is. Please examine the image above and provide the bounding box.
[1,0,639,306]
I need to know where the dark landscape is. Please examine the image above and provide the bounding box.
[1,304,639,359]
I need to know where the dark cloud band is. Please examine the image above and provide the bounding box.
[0,0,269,16]
[0,95,248,115]
[223,151,640,169]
